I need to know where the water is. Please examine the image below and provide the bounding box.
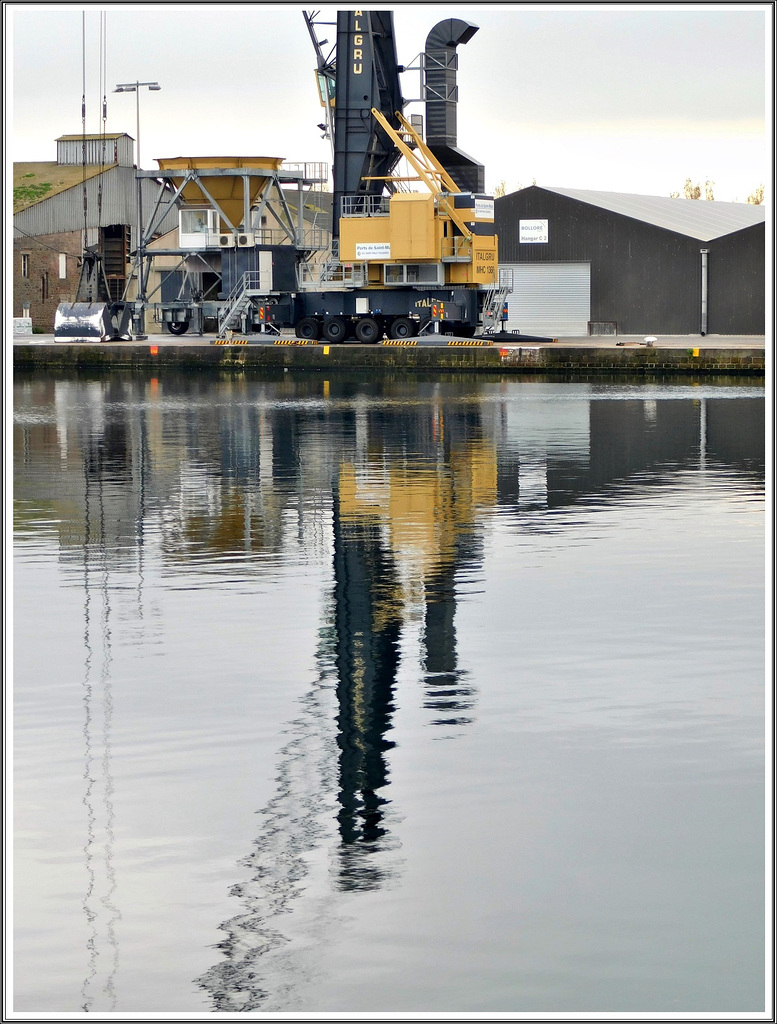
[12,371,766,1015]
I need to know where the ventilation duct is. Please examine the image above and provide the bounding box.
[424,19,485,193]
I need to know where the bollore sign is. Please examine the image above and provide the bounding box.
[519,219,548,244]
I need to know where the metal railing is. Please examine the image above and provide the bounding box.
[481,267,514,334]
[281,161,329,183]
[248,226,328,249]
[441,235,473,261]
[298,242,367,289]
[217,272,269,336]
[298,261,368,289]
[340,195,391,218]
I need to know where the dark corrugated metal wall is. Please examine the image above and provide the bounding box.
[708,224,766,334]
[495,187,764,335]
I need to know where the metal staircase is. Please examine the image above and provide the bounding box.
[297,240,368,289]
[481,267,514,334]
[317,239,342,283]
[217,272,268,337]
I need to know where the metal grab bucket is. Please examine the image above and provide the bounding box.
[54,302,132,343]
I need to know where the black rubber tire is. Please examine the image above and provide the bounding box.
[167,321,189,335]
[389,317,416,340]
[323,317,348,342]
[354,317,381,343]
[296,316,321,341]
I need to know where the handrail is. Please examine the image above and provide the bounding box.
[340,195,391,218]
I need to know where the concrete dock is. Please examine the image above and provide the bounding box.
[13,332,766,375]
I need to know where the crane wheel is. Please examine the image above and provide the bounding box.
[354,317,382,343]
[322,316,347,342]
[167,321,189,335]
[296,316,321,341]
[389,317,416,340]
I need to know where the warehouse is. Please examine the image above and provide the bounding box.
[495,186,766,337]
[13,133,177,331]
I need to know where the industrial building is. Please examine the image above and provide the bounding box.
[13,133,177,330]
[495,186,766,337]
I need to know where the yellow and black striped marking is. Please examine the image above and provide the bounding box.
[214,338,248,346]
[446,339,490,347]
[382,339,418,347]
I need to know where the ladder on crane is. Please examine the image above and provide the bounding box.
[481,268,514,335]
[217,272,277,338]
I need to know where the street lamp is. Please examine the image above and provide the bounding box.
[114,81,161,338]
[113,81,161,170]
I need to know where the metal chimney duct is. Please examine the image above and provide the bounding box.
[424,19,485,193]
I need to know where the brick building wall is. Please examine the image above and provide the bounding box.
[14,230,83,331]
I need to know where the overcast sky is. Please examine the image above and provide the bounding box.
[7,2,772,203]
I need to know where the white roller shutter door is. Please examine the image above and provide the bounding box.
[501,263,591,337]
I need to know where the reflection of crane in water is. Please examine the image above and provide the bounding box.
[78,406,124,1013]
[196,475,406,1010]
[196,397,497,1010]
[337,414,496,730]
[54,375,157,1013]
[332,475,402,885]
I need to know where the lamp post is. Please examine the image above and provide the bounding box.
[114,81,161,339]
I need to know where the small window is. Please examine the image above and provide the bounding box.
[383,263,443,286]
[179,208,219,248]
[21,253,30,278]
[41,273,48,301]
[59,253,67,279]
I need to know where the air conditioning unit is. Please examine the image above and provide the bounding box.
[237,232,256,247]
[219,233,235,248]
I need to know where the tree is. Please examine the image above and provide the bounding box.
[491,178,537,197]
[670,178,714,200]
[746,184,764,205]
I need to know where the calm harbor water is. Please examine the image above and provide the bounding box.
[13,371,766,1015]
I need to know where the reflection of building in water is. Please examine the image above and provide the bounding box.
[494,387,765,514]
[15,376,764,569]
[13,373,765,1011]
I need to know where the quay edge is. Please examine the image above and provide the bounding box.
[12,337,766,376]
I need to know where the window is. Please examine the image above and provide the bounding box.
[383,263,443,286]
[179,208,219,248]
[21,253,29,278]
[59,253,67,279]
[41,273,49,301]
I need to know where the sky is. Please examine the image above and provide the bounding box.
[6,2,773,203]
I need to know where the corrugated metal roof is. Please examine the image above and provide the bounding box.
[13,165,178,237]
[535,186,766,241]
[14,162,113,212]
[56,133,131,141]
